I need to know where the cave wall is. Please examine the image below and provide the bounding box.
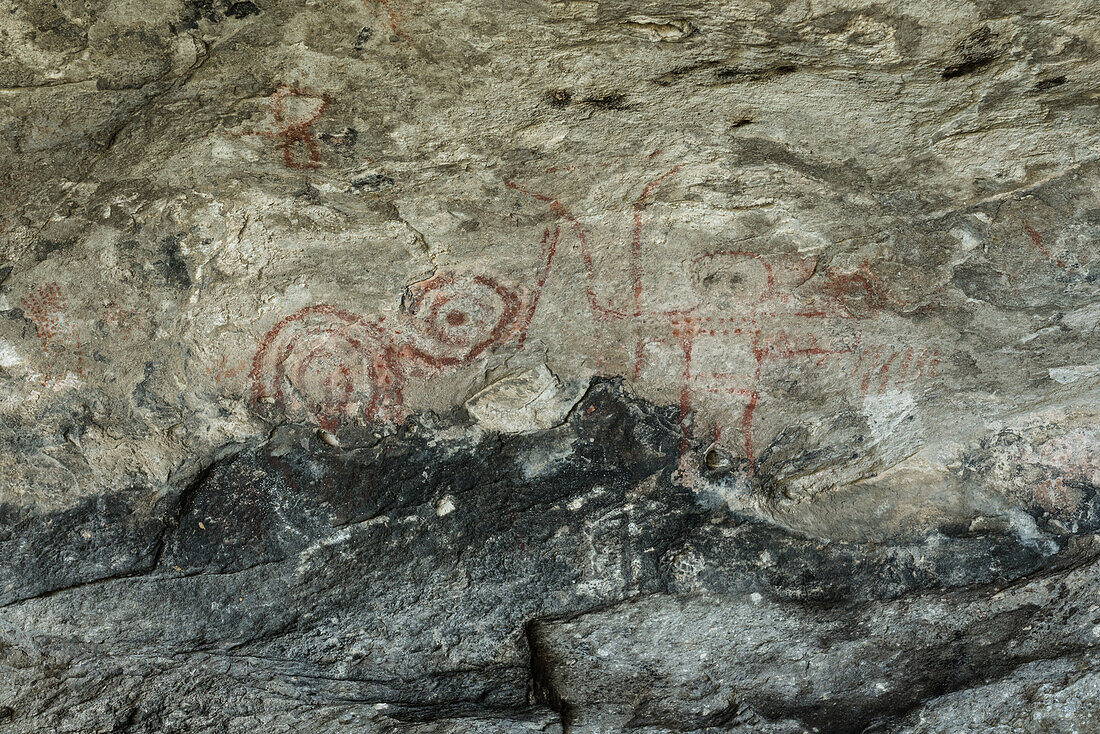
[1,0,1099,731]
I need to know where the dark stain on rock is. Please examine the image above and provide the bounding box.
[352,173,396,191]
[181,0,224,26]
[181,0,258,26]
[158,451,320,575]
[715,64,798,84]
[226,1,261,19]
[131,360,160,409]
[319,127,358,147]
[580,92,631,110]
[1035,75,1068,91]
[34,239,72,261]
[159,235,192,288]
[731,135,871,190]
[546,88,573,108]
[294,184,324,203]
[0,492,166,606]
[942,27,1001,79]
[355,26,374,50]
[0,380,1093,729]
[25,6,88,52]
[649,58,800,87]
[82,379,1071,600]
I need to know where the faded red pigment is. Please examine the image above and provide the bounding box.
[506,164,940,469]
[250,271,529,430]
[1023,219,1069,270]
[398,272,524,368]
[244,85,331,170]
[249,163,943,464]
[21,282,83,384]
[250,304,404,431]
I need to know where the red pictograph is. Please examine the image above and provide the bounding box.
[21,282,65,344]
[21,282,83,384]
[249,269,533,429]
[245,85,331,170]
[250,305,404,431]
[397,272,525,368]
[363,0,413,41]
[247,163,940,453]
[631,165,683,316]
[1022,219,1070,271]
[505,162,938,472]
[503,179,623,322]
[856,346,941,396]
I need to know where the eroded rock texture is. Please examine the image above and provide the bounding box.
[1,0,1099,731]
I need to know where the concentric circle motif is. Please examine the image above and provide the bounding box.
[250,305,403,430]
[399,272,525,367]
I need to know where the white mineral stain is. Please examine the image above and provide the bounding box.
[863,389,917,445]
[435,495,456,516]
[1049,365,1100,384]
[0,341,23,368]
[49,373,81,392]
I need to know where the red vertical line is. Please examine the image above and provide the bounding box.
[1023,219,1067,269]
[517,226,558,349]
[505,180,622,320]
[759,259,776,302]
[632,338,645,380]
[877,350,900,393]
[741,384,760,472]
[631,165,683,317]
[678,328,696,460]
[895,347,914,384]
[742,329,764,471]
[558,202,612,319]
[859,345,882,395]
[927,350,941,378]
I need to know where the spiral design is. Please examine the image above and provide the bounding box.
[250,305,402,430]
[399,272,524,367]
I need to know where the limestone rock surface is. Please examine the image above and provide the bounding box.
[1,0,1099,731]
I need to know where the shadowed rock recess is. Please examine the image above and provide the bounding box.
[2,0,1100,731]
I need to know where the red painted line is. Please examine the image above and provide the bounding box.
[363,0,412,41]
[631,165,683,316]
[632,339,646,380]
[741,389,759,470]
[677,330,695,459]
[517,227,558,349]
[1023,219,1068,269]
[505,179,626,322]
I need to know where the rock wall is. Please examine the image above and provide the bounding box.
[1,0,1098,731]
